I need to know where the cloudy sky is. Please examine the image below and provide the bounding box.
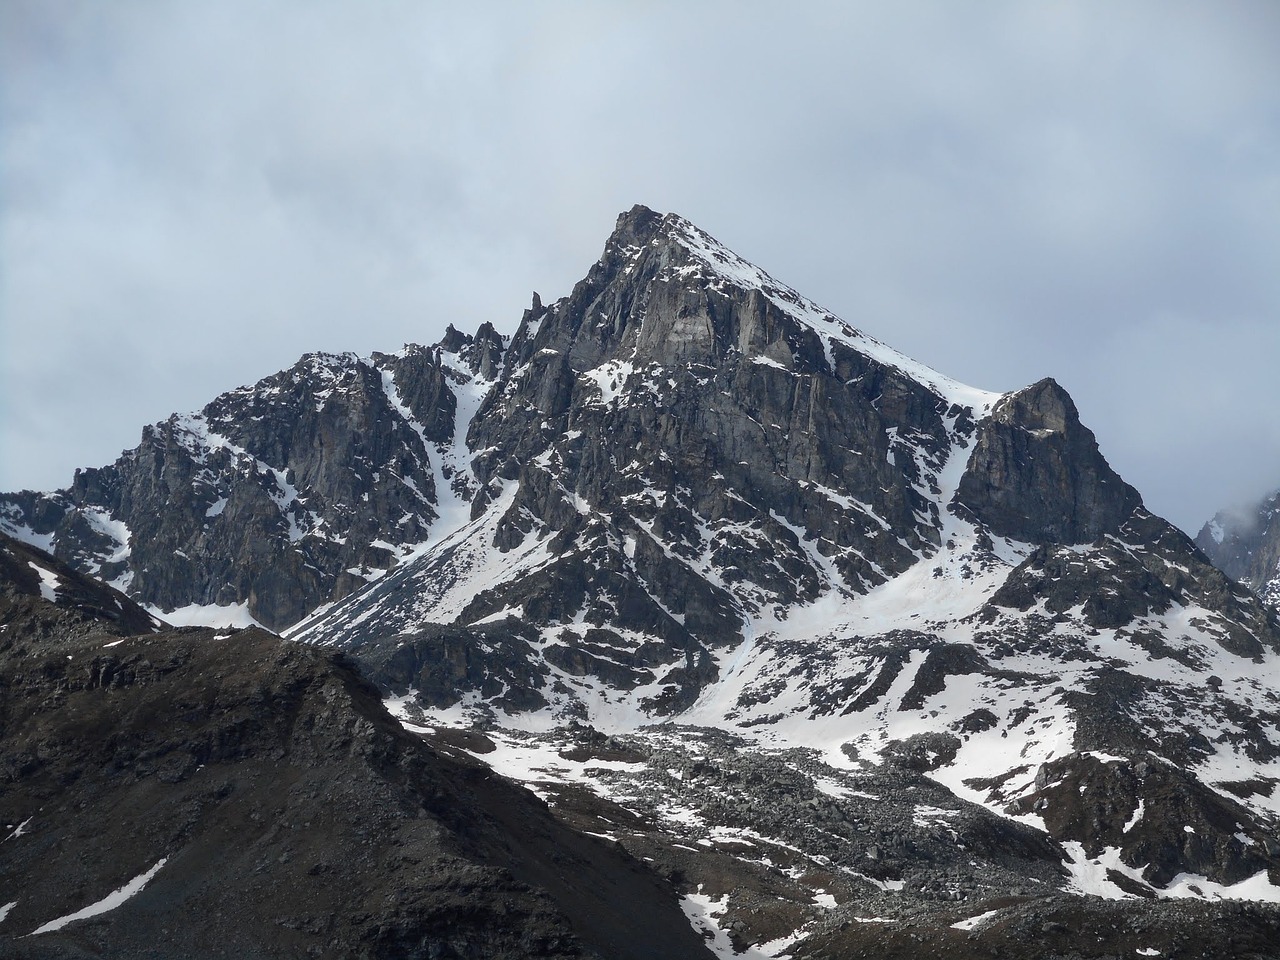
[2,1,1278,534]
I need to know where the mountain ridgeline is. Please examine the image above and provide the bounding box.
[5,206,1145,637]
[3,206,1280,956]
[0,326,504,630]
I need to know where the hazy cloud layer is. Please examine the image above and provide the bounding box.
[3,1,1278,532]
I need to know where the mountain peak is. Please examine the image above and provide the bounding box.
[954,375,1143,544]
[548,206,1001,413]
[607,202,667,246]
[6,207,1280,947]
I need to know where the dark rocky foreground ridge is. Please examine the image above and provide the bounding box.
[3,533,1280,959]
[0,533,713,959]
[3,206,1280,957]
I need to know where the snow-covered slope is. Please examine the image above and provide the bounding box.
[292,207,1280,919]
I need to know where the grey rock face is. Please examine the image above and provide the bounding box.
[305,206,1004,712]
[1196,487,1280,612]
[472,205,954,589]
[954,377,1142,544]
[0,339,498,631]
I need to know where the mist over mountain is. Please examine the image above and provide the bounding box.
[1198,487,1280,614]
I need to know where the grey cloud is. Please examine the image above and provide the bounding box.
[2,0,1278,533]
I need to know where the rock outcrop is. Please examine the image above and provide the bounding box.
[954,378,1142,543]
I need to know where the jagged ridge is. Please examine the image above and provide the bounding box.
[0,327,505,630]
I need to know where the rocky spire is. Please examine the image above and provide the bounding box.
[954,377,1143,543]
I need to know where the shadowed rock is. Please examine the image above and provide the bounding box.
[955,378,1142,544]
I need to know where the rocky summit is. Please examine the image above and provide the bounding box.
[3,206,1280,958]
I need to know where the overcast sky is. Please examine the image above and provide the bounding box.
[2,1,1278,534]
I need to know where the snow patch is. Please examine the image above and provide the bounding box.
[1123,799,1145,833]
[81,507,132,565]
[1162,869,1280,903]
[951,907,1004,931]
[679,891,798,959]
[581,359,636,406]
[29,858,168,934]
[0,515,54,552]
[27,562,60,603]
[147,601,261,629]
[1061,842,1144,900]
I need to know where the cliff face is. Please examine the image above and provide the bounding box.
[954,377,1142,544]
[0,336,500,631]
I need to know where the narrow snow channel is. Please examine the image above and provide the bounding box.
[28,858,168,935]
[27,562,60,603]
[378,357,493,549]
